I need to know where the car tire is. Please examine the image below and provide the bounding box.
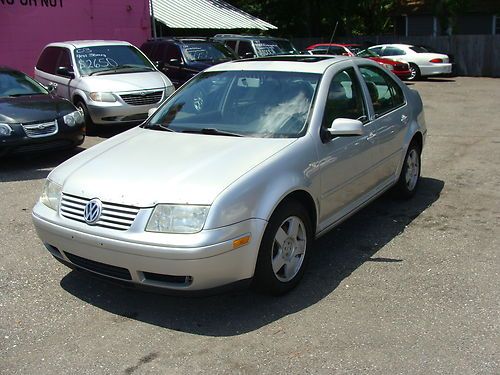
[253,201,312,295]
[394,142,421,199]
[407,63,421,81]
[75,100,96,135]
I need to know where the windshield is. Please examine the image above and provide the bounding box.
[182,42,236,62]
[144,70,320,138]
[357,49,379,57]
[0,71,47,97]
[254,40,298,56]
[74,45,155,76]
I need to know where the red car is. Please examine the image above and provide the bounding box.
[306,43,411,80]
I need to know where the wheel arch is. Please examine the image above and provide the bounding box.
[273,189,318,235]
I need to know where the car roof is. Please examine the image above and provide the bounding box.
[45,40,132,49]
[205,55,355,74]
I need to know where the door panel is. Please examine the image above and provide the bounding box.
[317,68,380,229]
[359,65,408,181]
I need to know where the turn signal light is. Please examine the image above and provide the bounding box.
[429,58,443,63]
[233,235,251,249]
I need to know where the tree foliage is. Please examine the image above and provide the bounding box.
[226,0,398,37]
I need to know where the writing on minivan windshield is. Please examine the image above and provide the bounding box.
[74,46,155,76]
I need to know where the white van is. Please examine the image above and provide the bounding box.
[35,40,175,131]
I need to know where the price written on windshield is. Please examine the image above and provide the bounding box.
[75,53,118,70]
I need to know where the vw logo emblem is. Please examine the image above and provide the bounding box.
[83,199,102,224]
[37,124,46,130]
[140,91,146,96]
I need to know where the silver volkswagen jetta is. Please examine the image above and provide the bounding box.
[32,56,426,295]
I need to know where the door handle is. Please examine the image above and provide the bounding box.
[401,114,409,125]
[366,132,376,143]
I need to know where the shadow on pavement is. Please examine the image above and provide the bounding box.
[60,177,444,337]
[0,146,85,182]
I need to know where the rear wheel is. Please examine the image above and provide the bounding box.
[407,63,421,81]
[75,100,96,135]
[253,201,312,295]
[394,142,421,198]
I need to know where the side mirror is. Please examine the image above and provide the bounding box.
[56,66,75,79]
[148,107,158,117]
[327,118,364,136]
[169,58,183,66]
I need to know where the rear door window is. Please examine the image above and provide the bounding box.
[36,47,60,74]
[359,66,405,117]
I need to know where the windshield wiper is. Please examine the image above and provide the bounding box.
[7,93,38,97]
[89,65,154,76]
[182,128,242,137]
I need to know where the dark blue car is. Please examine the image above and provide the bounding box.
[140,37,237,88]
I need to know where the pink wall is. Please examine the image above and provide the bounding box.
[0,0,151,76]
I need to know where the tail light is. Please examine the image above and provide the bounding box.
[430,58,443,63]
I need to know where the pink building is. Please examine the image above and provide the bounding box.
[0,0,151,76]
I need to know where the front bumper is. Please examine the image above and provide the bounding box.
[0,122,84,157]
[86,89,170,125]
[32,202,266,292]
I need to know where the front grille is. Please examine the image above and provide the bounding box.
[394,63,409,71]
[65,252,132,280]
[120,91,163,106]
[22,120,58,138]
[60,193,140,231]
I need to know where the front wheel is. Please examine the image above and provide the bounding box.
[394,142,421,199]
[253,201,312,295]
[75,100,96,135]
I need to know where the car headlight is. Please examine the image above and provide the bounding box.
[89,92,116,102]
[383,63,394,70]
[63,110,84,126]
[0,123,13,137]
[146,204,210,234]
[40,179,62,211]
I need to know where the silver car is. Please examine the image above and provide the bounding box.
[34,40,175,130]
[32,56,426,295]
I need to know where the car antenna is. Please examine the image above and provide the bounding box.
[327,21,339,54]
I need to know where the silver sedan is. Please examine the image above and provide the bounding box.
[32,56,426,295]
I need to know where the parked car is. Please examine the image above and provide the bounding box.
[307,43,411,80]
[0,66,85,157]
[34,40,175,132]
[213,34,299,58]
[356,49,411,80]
[306,43,355,56]
[367,44,452,80]
[140,37,237,88]
[32,55,426,295]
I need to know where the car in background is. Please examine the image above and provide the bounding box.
[32,55,426,295]
[306,43,355,56]
[367,44,452,80]
[0,66,85,157]
[356,49,411,80]
[306,44,411,80]
[140,37,237,88]
[34,40,175,132]
[213,34,299,58]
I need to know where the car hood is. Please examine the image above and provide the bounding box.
[0,94,75,124]
[78,71,172,93]
[53,127,295,207]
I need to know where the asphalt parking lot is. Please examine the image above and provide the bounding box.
[1,77,499,374]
